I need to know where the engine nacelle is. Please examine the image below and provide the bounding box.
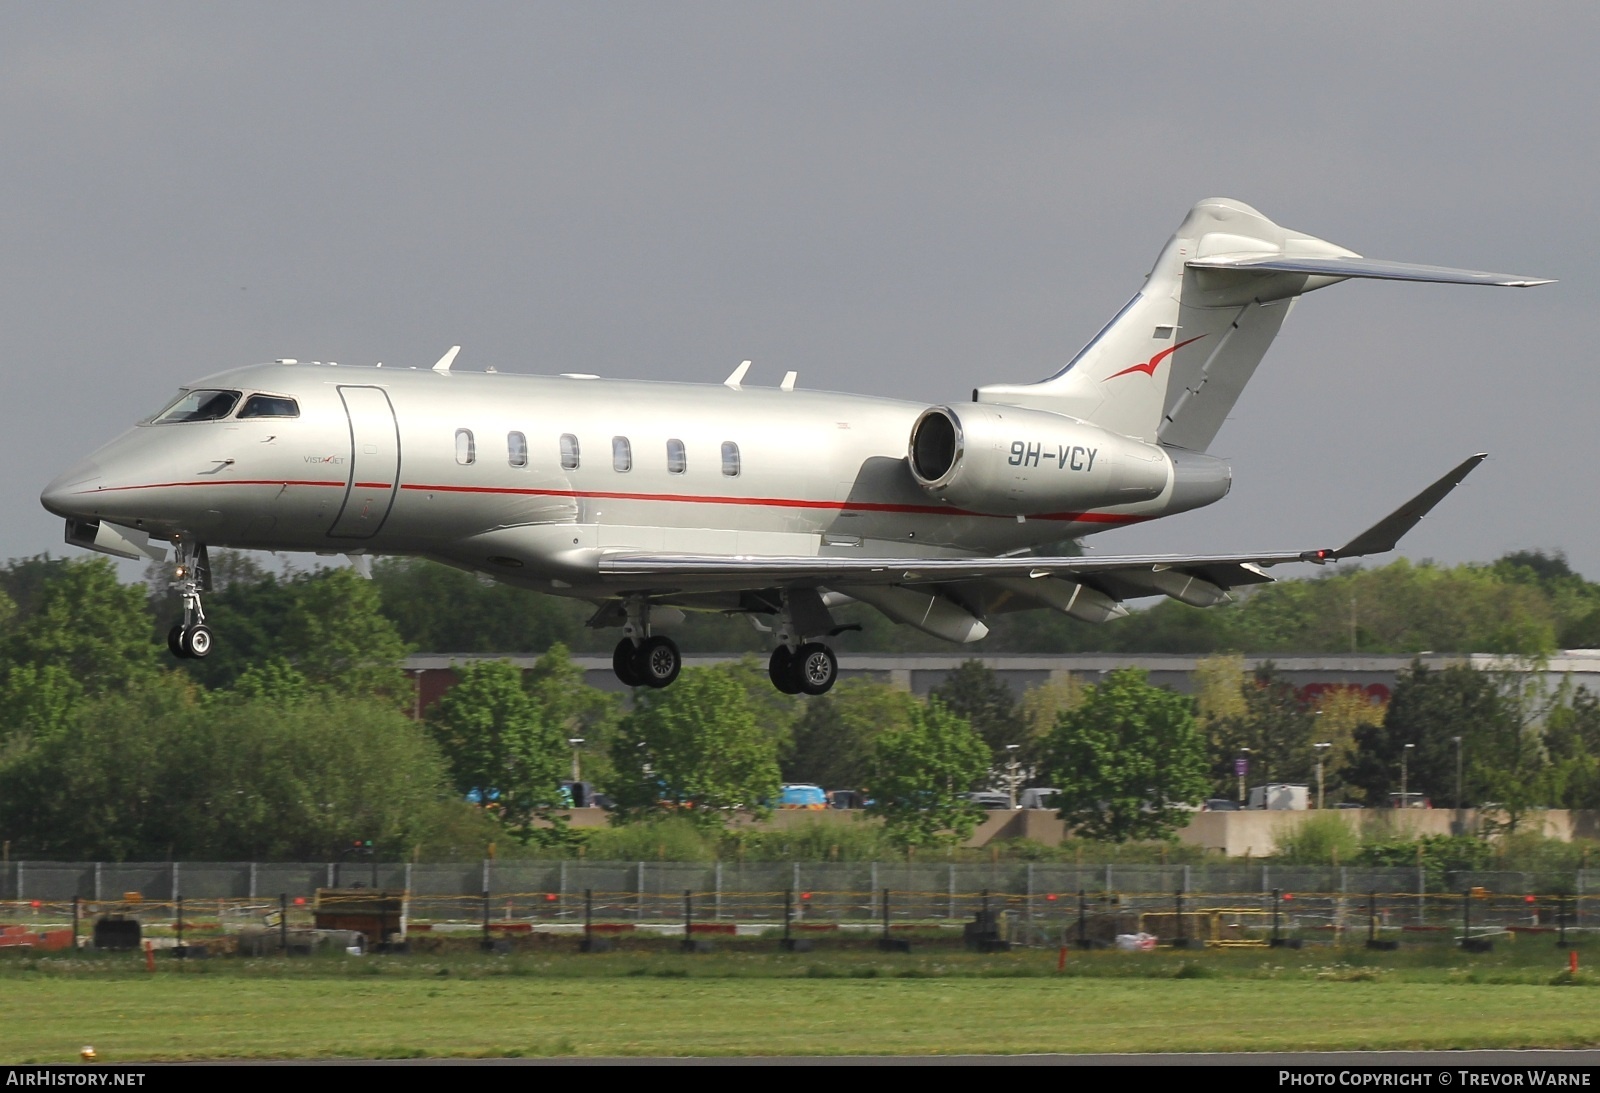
[907,403,1170,515]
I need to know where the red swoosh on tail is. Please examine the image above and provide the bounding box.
[1104,334,1207,381]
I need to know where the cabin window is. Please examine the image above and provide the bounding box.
[238,394,300,419]
[560,434,580,470]
[455,429,476,465]
[721,441,740,477]
[507,431,527,467]
[666,438,686,475]
[150,389,241,423]
[612,436,632,472]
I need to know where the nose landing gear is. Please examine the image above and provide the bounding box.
[166,540,213,660]
[610,597,682,689]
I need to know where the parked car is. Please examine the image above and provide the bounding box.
[1387,792,1433,809]
[965,792,1014,810]
[1203,798,1242,811]
[778,783,828,809]
[827,789,870,810]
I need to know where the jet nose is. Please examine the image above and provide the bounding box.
[41,458,102,518]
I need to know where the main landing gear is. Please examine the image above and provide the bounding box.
[768,642,838,696]
[166,540,213,660]
[611,597,682,689]
[766,591,839,696]
[605,593,840,696]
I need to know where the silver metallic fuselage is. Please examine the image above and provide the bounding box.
[40,361,1223,600]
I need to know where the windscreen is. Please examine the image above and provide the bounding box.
[149,389,241,423]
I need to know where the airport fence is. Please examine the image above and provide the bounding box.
[3,861,1600,946]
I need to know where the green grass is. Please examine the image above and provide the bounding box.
[3,940,1599,1061]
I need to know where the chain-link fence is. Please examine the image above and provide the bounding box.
[2,861,1596,948]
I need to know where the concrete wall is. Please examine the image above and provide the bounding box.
[550,806,1600,854]
[1178,808,1600,857]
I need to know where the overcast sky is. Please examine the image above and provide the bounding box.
[2,3,1594,581]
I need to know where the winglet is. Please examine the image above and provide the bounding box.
[724,360,752,389]
[432,345,462,373]
[1312,453,1487,562]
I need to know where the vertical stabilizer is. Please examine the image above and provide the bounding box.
[975,199,1359,449]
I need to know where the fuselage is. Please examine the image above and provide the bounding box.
[40,361,1224,599]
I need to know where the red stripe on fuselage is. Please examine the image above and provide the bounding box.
[70,478,1149,527]
[77,479,347,492]
[397,482,1148,525]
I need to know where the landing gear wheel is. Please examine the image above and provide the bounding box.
[794,642,837,696]
[768,646,802,695]
[635,635,682,689]
[612,639,643,687]
[167,624,191,659]
[181,624,214,659]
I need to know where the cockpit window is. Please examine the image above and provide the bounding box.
[150,389,241,423]
[238,394,300,419]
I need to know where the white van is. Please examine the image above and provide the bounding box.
[1247,783,1309,810]
[1019,788,1060,810]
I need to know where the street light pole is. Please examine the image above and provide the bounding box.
[1238,747,1251,807]
[1004,744,1021,810]
[1400,743,1416,809]
[1453,735,1464,811]
[1314,742,1332,810]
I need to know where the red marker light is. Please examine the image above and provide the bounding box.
[800,892,812,900]
[293,897,306,905]
[1046,893,1058,902]
[1283,893,1294,901]
[1525,895,1537,904]
[30,901,40,909]
[545,894,558,902]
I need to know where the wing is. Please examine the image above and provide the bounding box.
[597,454,1486,601]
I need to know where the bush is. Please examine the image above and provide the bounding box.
[1274,814,1362,864]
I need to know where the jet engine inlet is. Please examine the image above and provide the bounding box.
[909,409,959,484]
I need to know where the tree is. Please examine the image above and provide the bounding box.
[1544,686,1600,809]
[0,676,459,860]
[1041,668,1209,842]
[1307,685,1385,804]
[0,557,158,697]
[929,659,1025,763]
[426,660,567,832]
[608,665,781,823]
[1345,661,1518,809]
[1208,664,1317,798]
[866,698,990,849]
[158,563,411,699]
[524,642,623,791]
[785,678,915,789]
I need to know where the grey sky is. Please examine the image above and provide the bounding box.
[2,3,1594,580]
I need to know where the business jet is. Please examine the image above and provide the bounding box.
[40,198,1549,695]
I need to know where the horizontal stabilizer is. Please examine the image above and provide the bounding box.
[1187,254,1553,288]
[1325,453,1486,561]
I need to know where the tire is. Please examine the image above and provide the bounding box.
[794,642,837,696]
[182,624,214,659]
[612,639,643,687]
[635,635,681,689]
[167,624,190,659]
[768,646,802,695]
